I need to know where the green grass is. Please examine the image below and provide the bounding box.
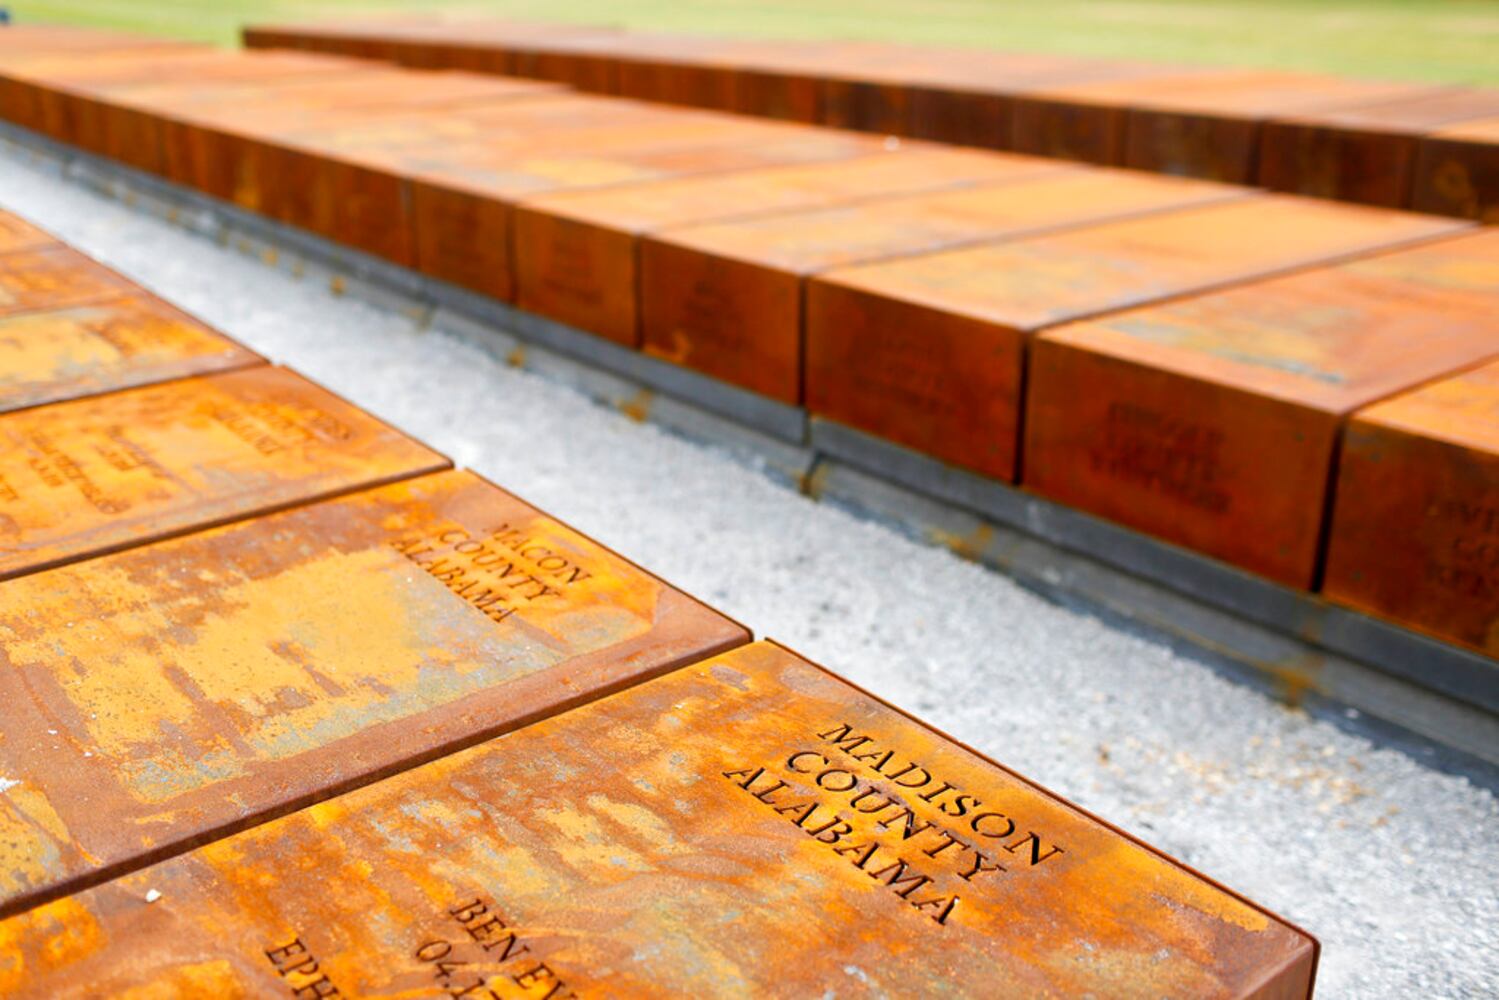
[9,0,1499,84]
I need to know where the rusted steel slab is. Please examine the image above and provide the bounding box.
[640,169,1242,403]
[1008,68,1437,182]
[1259,87,1499,208]
[1025,229,1499,588]
[948,65,1238,166]
[902,57,1178,150]
[0,212,57,256]
[0,294,263,414]
[0,468,747,918]
[0,364,448,581]
[805,196,1467,484]
[513,146,1066,346]
[0,246,137,318]
[1412,117,1499,222]
[404,114,882,302]
[1123,74,1442,184]
[0,48,299,150]
[1324,358,1499,657]
[0,641,1317,997]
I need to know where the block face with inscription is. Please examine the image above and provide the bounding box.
[512,147,1066,346]
[1024,231,1499,586]
[0,247,137,318]
[640,169,1242,403]
[0,641,1316,997]
[0,469,748,917]
[1323,360,1499,655]
[0,365,448,580]
[0,295,263,413]
[805,196,1468,483]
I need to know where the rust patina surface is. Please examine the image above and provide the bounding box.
[640,169,1241,403]
[1413,117,1499,222]
[0,641,1315,997]
[0,469,747,918]
[805,196,1467,482]
[0,365,448,580]
[0,246,138,317]
[1024,229,1499,587]
[513,146,1066,346]
[1258,88,1499,208]
[0,295,262,414]
[1323,359,1499,655]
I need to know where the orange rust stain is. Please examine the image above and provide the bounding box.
[618,388,653,423]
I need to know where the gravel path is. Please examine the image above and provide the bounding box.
[2,152,1496,998]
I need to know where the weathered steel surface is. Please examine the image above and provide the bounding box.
[804,196,1467,483]
[0,641,1316,998]
[0,247,137,318]
[513,146,1065,345]
[1024,229,1499,588]
[0,213,57,256]
[641,170,1243,403]
[81,61,539,177]
[0,365,448,580]
[1123,73,1435,184]
[1258,88,1499,208]
[0,468,747,917]
[1324,359,1499,656]
[1006,66,1243,167]
[404,115,880,302]
[1412,117,1499,222]
[0,294,262,414]
[1008,69,1434,183]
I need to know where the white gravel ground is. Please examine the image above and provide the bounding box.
[2,153,1496,998]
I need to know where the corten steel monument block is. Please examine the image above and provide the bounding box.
[134,80,558,266]
[405,115,883,303]
[0,641,1318,997]
[514,147,1067,346]
[0,294,263,414]
[1259,88,1499,209]
[80,64,551,179]
[1323,359,1499,656]
[0,469,748,917]
[0,48,287,152]
[162,91,613,206]
[640,170,1242,404]
[1121,74,1440,184]
[1009,69,1434,182]
[0,247,137,318]
[1024,229,1499,588]
[17,51,374,175]
[1006,67,1247,166]
[901,57,1185,151]
[1413,118,1499,222]
[0,213,57,256]
[805,196,1467,485]
[0,365,448,581]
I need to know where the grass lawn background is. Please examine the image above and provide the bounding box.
[8,0,1499,85]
